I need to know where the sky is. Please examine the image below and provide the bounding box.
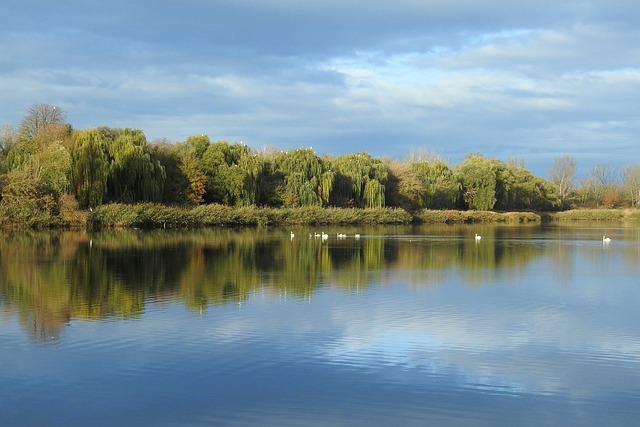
[1,0,639,177]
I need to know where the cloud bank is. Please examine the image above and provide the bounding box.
[2,0,639,175]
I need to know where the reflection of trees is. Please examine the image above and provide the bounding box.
[1,224,562,340]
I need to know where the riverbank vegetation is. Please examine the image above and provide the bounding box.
[1,103,639,229]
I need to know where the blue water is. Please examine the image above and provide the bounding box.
[1,224,640,426]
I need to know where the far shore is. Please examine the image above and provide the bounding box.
[80,204,640,230]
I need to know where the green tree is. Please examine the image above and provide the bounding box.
[0,141,72,228]
[384,160,425,210]
[456,154,498,210]
[104,128,166,203]
[273,148,333,207]
[329,152,386,208]
[411,159,459,209]
[201,141,264,206]
[70,129,109,208]
[179,150,208,205]
[508,159,558,211]
[181,134,210,159]
[148,140,193,205]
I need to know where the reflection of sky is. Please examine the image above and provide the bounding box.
[3,232,640,425]
[312,249,640,400]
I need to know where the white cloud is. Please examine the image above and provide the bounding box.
[2,1,640,175]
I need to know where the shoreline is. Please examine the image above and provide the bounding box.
[4,204,640,230]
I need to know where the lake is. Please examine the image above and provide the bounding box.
[1,223,640,426]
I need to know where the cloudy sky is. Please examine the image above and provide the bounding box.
[2,0,639,176]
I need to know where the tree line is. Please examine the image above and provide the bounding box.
[0,104,637,227]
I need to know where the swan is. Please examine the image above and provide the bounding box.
[475,233,482,240]
[603,235,611,243]
[354,233,361,239]
[290,231,295,239]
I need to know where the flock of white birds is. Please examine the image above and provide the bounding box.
[289,231,613,243]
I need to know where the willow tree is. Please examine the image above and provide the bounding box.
[147,140,191,205]
[70,129,109,208]
[384,160,426,210]
[505,159,558,211]
[181,134,210,159]
[455,154,497,210]
[104,128,165,203]
[201,141,264,206]
[237,151,264,206]
[411,160,459,209]
[329,152,387,208]
[273,148,333,207]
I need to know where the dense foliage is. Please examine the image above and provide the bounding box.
[0,103,635,228]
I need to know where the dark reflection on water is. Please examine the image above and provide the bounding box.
[1,223,640,426]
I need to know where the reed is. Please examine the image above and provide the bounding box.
[89,204,414,228]
[415,210,541,224]
[84,205,640,229]
[542,209,640,221]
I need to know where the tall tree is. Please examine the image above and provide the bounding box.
[70,129,109,208]
[508,159,558,211]
[549,155,576,210]
[411,159,459,209]
[622,164,640,207]
[382,160,425,210]
[104,128,165,203]
[148,140,191,205]
[456,154,498,210]
[582,163,620,207]
[273,148,332,207]
[201,141,264,206]
[329,152,386,208]
[19,103,67,140]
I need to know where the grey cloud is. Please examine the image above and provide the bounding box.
[2,1,640,176]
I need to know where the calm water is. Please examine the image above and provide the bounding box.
[1,223,640,426]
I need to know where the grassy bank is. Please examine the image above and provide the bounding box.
[87,205,640,229]
[541,208,640,222]
[414,210,541,224]
[88,203,415,229]
[8,203,638,230]
[88,204,547,229]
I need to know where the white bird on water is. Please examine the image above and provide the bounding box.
[290,231,295,239]
[603,235,611,243]
[475,233,482,241]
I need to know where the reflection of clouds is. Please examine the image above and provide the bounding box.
[316,273,640,400]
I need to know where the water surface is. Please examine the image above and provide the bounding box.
[1,224,640,426]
